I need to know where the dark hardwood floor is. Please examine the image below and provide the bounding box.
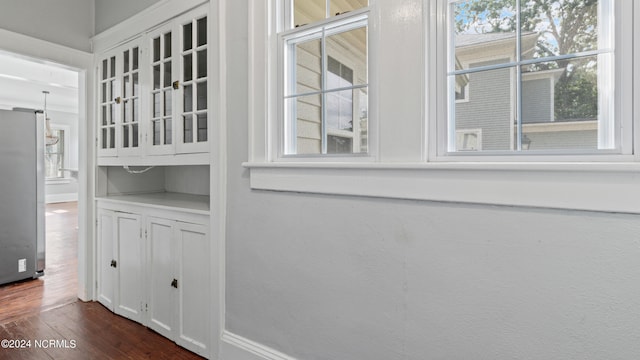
[0,202,204,359]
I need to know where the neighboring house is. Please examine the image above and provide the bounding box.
[454,32,597,151]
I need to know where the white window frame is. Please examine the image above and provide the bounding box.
[430,0,634,162]
[277,2,374,161]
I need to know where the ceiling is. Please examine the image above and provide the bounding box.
[0,51,78,114]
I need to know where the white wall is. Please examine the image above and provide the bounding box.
[94,0,161,34]
[0,0,93,52]
[223,1,640,359]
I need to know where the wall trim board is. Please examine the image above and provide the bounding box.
[220,331,298,360]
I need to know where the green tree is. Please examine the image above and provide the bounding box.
[455,0,601,120]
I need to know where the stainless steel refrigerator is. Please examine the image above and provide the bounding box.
[0,108,45,285]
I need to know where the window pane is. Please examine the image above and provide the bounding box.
[164,118,172,144]
[153,120,161,145]
[358,88,368,153]
[197,82,207,110]
[184,84,193,112]
[153,92,161,117]
[163,61,172,88]
[289,37,322,96]
[123,125,130,148]
[197,17,207,46]
[326,89,353,131]
[450,66,515,152]
[123,99,131,123]
[521,55,604,151]
[521,0,604,60]
[133,73,139,96]
[109,127,115,148]
[101,83,106,103]
[110,56,116,77]
[294,0,325,27]
[132,124,139,147]
[124,50,130,73]
[132,47,139,70]
[164,32,172,59]
[153,37,161,62]
[286,94,322,155]
[184,53,193,81]
[330,0,367,17]
[327,135,352,154]
[184,114,194,143]
[326,26,367,89]
[452,0,516,71]
[184,22,193,51]
[101,105,107,126]
[101,128,107,149]
[133,99,139,122]
[197,113,207,142]
[102,59,107,80]
[123,75,130,98]
[164,89,172,116]
[153,65,161,90]
[197,49,207,78]
[109,104,115,125]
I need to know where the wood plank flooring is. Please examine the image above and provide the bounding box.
[0,202,204,359]
[0,202,78,324]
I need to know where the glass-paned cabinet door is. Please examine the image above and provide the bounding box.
[148,23,177,155]
[98,54,118,157]
[119,45,142,156]
[176,12,209,154]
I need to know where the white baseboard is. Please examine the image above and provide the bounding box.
[46,193,78,204]
[220,331,298,360]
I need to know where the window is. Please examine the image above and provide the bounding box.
[45,129,64,179]
[280,0,369,156]
[445,0,618,155]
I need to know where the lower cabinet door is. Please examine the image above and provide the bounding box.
[147,217,176,340]
[97,209,116,311]
[176,221,210,358]
[115,212,145,324]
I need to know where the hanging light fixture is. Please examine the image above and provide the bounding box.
[43,90,59,146]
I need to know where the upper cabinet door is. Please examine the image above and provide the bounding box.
[98,52,119,157]
[118,43,144,157]
[175,12,209,154]
[147,23,177,156]
[97,38,145,158]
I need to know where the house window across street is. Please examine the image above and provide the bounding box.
[446,0,616,154]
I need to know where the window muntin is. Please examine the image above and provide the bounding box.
[446,0,615,154]
[282,6,369,156]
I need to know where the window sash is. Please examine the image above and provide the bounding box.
[280,11,369,156]
[443,0,619,156]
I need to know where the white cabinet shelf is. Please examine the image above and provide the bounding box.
[97,192,210,215]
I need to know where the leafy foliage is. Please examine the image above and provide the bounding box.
[455,0,601,120]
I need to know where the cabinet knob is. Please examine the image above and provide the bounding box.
[114,97,122,104]
[110,260,117,268]
[172,80,180,90]
[171,279,178,288]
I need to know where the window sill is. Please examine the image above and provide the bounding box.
[243,161,640,214]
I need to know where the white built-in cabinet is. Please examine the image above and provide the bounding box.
[94,2,215,358]
[97,197,210,358]
[96,6,210,165]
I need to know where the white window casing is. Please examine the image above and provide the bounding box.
[246,0,640,215]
